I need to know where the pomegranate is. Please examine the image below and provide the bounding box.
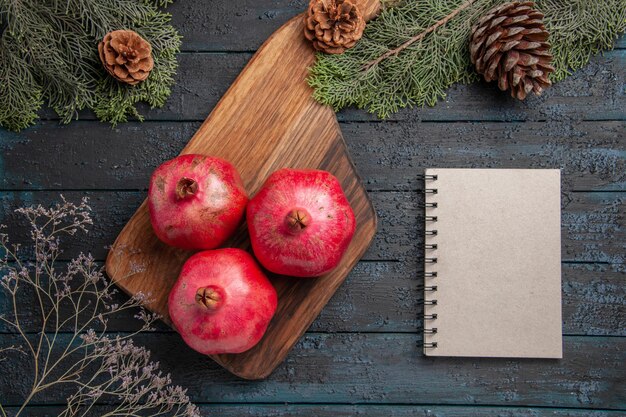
[148,154,248,250]
[168,248,277,355]
[247,168,356,277]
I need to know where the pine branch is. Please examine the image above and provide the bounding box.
[309,0,626,118]
[0,0,181,131]
[540,0,626,81]
[0,13,7,37]
[0,35,44,131]
[363,0,477,71]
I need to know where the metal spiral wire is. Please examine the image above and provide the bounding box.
[421,173,438,350]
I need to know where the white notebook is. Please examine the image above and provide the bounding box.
[423,169,562,358]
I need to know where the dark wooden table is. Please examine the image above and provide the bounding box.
[1,1,624,415]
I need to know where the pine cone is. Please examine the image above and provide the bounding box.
[470,1,554,100]
[304,0,365,54]
[98,30,154,85]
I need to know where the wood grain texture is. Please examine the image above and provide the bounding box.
[2,191,624,265]
[2,259,624,336]
[33,49,625,123]
[2,121,624,192]
[105,1,381,380]
[162,0,626,52]
[1,334,624,408]
[3,405,624,417]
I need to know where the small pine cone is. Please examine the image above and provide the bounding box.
[470,1,554,100]
[304,0,365,54]
[98,30,154,85]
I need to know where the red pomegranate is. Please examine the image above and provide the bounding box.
[148,154,248,250]
[168,248,277,355]
[247,168,356,277]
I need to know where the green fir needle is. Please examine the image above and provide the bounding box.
[308,0,626,118]
[0,0,181,131]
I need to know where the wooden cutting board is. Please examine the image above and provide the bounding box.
[106,0,380,380]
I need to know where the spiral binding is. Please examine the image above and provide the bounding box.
[420,173,438,350]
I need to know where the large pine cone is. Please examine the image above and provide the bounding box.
[304,0,365,54]
[98,30,154,85]
[470,1,554,100]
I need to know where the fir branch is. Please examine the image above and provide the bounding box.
[0,34,44,131]
[309,0,626,118]
[0,0,181,131]
[363,0,477,71]
[94,7,181,125]
[541,0,626,81]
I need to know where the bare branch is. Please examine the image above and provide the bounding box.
[0,198,199,417]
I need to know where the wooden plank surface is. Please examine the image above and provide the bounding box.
[1,260,623,336]
[1,191,624,264]
[159,0,626,52]
[34,50,625,122]
[3,405,624,417]
[1,334,624,408]
[1,121,624,192]
[0,0,624,412]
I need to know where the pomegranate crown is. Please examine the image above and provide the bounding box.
[285,208,310,233]
[195,286,223,310]
[176,177,198,200]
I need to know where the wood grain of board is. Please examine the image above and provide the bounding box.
[105,1,381,379]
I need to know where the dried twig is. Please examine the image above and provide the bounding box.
[0,197,199,417]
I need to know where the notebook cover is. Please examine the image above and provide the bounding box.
[423,169,562,358]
